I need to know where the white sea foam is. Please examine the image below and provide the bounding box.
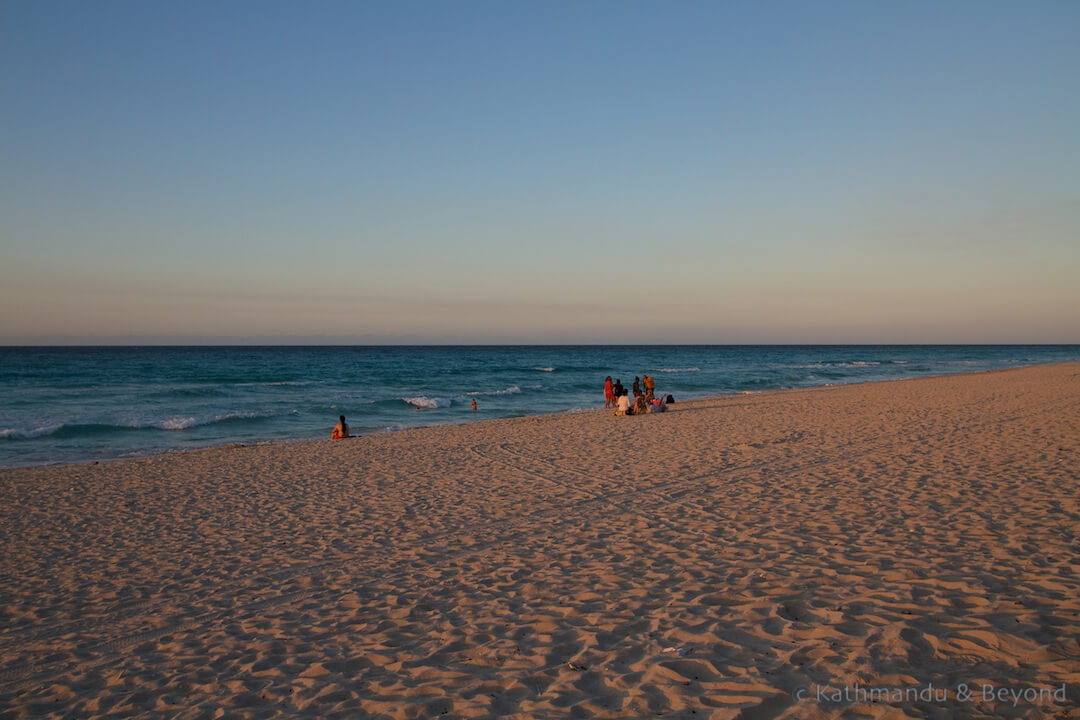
[534,367,555,372]
[158,416,199,430]
[466,385,521,397]
[154,411,270,431]
[657,367,700,373]
[215,410,268,421]
[233,380,309,387]
[785,361,881,369]
[0,424,64,439]
[403,396,452,409]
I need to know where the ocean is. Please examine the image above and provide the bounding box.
[1,345,1077,468]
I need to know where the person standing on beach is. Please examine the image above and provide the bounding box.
[643,374,654,396]
[632,377,642,399]
[604,376,614,408]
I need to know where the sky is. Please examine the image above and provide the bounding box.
[1,1,1078,344]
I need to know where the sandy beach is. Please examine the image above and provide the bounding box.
[1,362,1077,719]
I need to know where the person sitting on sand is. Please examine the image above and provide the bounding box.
[615,393,633,416]
[634,394,648,415]
[649,395,666,413]
[331,415,350,439]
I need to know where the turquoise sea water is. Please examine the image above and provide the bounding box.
[1,345,1077,468]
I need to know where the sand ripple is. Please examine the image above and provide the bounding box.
[1,363,1078,718]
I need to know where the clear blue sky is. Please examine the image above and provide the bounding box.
[2,1,1077,344]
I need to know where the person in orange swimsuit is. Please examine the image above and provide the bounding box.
[331,415,350,439]
[604,376,614,408]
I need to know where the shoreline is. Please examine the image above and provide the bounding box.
[1,360,1077,717]
[3,359,1077,472]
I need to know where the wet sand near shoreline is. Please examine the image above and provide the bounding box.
[1,363,1078,719]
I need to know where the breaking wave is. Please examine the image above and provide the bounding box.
[783,361,883,369]
[0,424,64,440]
[402,396,453,409]
[1,411,275,440]
[466,386,521,397]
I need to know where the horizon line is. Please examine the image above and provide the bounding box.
[3,342,1079,349]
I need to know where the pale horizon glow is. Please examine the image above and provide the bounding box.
[2,1,1078,345]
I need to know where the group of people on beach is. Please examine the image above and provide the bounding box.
[332,375,673,439]
[605,374,673,416]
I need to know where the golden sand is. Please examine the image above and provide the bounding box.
[1,363,1078,719]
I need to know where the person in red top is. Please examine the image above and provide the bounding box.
[604,376,614,408]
